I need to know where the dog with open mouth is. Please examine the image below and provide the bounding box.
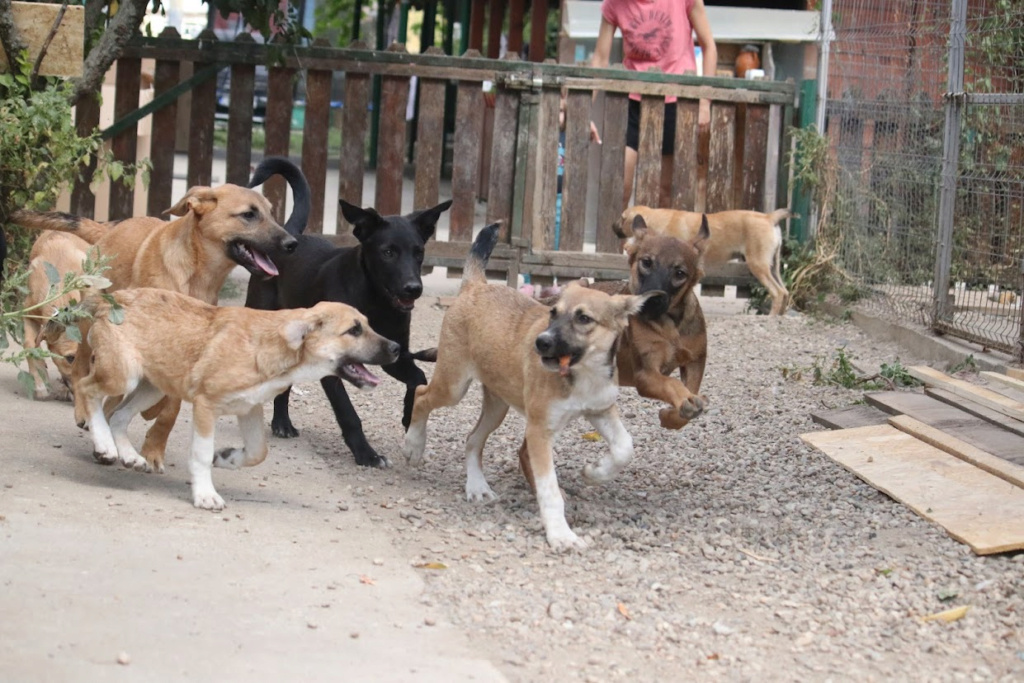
[402,224,657,551]
[244,178,451,469]
[12,184,298,472]
[55,287,398,510]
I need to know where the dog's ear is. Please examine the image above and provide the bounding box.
[281,319,315,351]
[408,199,453,242]
[693,214,710,254]
[340,199,384,242]
[614,290,663,322]
[166,187,217,217]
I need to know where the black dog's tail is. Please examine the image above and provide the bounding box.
[410,348,437,363]
[249,156,311,237]
[462,222,501,288]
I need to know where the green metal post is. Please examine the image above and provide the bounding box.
[368,0,386,168]
[790,78,818,243]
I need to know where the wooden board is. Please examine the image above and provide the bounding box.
[560,89,591,251]
[450,79,484,243]
[263,65,296,225]
[1007,367,1024,381]
[801,424,1024,555]
[739,103,769,210]
[148,35,181,215]
[811,404,890,430]
[706,102,736,212]
[1,3,84,77]
[485,83,518,231]
[225,36,256,187]
[109,57,141,221]
[864,391,1024,463]
[337,66,368,233]
[889,415,1024,490]
[531,85,560,252]
[981,371,1024,396]
[908,366,1024,423]
[375,62,409,217]
[186,31,218,190]
[596,92,628,253]
[925,388,1024,440]
[670,98,699,211]
[634,94,664,209]
[413,69,445,211]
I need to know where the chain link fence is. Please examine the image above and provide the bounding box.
[822,0,1024,360]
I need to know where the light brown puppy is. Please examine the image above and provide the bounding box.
[614,206,793,315]
[22,232,93,401]
[402,224,655,551]
[65,288,398,510]
[12,185,298,471]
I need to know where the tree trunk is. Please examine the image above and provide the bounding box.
[70,0,150,106]
[0,0,28,70]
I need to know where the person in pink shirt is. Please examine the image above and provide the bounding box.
[590,0,717,209]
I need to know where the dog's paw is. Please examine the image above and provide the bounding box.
[546,529,588,553]
[93,450,117,466]
[465,480,498,503]
[679,394,708,420]
[50,384,73,403]
[120,452,149,471]
[355,451,390,469]
[214,447,245,469]
[401,436,426,467]
[192,489,226,511]
[271,420,299,439]
[582,462,616,485]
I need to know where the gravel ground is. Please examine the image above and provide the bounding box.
[273,294,1024,683]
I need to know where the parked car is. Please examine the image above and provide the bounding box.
[214,66,270,124]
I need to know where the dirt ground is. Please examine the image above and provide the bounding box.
[2,281,1023,682]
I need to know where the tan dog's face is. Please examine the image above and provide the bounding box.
[612,207,644,239]
[534,282,655,376]
[166,185,298,278]
[37,325,78,394]
[283,302,400,388]
[625,215,708,319]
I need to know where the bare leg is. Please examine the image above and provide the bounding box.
[214,405,269,469]
[464,388,509,502]
[623,147,638,209]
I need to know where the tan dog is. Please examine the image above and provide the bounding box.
[22,232,93,401]
[12,185,298,471]
[402,225,655,551]
[614,206,793,315]
[62,288,398,510]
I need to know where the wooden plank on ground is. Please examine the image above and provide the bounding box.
[225,34,256,186]
[889,415,1024,490]
[560,89,591,251]
[908,366,1024,423]
[981,371,1024,395]
[924,388,1024,440]
[865,391,1024,462]
[634,94,663,209]
[670,98,699,211]
[706,101,736,212]
[811,404,890,430]
[263,63,296,226]
[337,61,368,234]
[801,424,1024,555]
[596,92,628,253]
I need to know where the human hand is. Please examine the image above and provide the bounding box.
[698,100,711,132]
[589,120,602,144]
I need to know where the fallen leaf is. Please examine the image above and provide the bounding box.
[617,602,632,620]
[921,605,969,623]
[413,562,448,570]
[707,653,720,661]
[359,575,376,586]
[581,431,602,442]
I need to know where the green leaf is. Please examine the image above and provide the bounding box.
[17,370,36,397]
[107,305,125,325]
[64,324,82,343]
[43,261,60,287]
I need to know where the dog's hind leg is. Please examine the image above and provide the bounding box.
[140,398,182,473]
[321,376,391,468]
[189,401,224,511]
[214,405,269,469]
[109,381,165,472]
[581,406,635,485]
[270,388,300,438]
[402,367,473,467]
[77,375,120,466]
[464,388,509,502]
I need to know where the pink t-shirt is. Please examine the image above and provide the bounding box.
[601,0,697,102]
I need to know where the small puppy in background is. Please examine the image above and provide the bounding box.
[614,206,793,316]
[22,231,93,401]
[403,224,656,551]
[61,288,398,510]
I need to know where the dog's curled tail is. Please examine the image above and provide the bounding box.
[249,156,311,237]
[410,348,437,363]
[462,222,502,288]
[768,208,798,226]
[10,210,110,245]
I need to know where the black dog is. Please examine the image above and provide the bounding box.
[247,159,451,468]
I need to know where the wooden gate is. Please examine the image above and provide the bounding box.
[78,31,797,285]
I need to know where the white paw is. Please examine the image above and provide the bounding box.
[93,450,117,466]
[213,448,244,469]
[402,437,425,467]
[546,528,588,552]
[465,481,498,503]
[192,489,226,511]
[582,462,616,485]
[120,452,148,471]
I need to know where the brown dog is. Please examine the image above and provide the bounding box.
[12,185,298,471]
[614,206,793,315]
[64,288,398,509]
[402,224,656,551]
[22,231,93,401]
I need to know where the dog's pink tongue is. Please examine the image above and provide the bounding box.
[347,363,380,387]
[252,250,279,277]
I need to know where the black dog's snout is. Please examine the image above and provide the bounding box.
[282,235,299,253]
[402,282,422,298]
[535,333,554,355]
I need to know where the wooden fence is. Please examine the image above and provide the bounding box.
[75,30,797,286]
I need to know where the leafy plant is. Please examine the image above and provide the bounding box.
[781,346,920,391]
[948,354,979,375]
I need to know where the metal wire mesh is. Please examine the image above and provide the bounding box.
[824,0,1024,359]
